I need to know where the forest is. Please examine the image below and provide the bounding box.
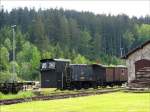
[0,7,150,82]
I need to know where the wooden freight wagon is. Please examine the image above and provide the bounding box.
[105,66,127,86]
[92,64,127,87]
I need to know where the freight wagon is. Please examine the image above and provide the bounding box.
[69,64,97,89]
[0,81,35,94]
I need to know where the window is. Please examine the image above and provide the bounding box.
[42,63,47,69]
[41,62,56,70]
[48,62,55,69]
[122,69,124,73]
[121,69,125,75]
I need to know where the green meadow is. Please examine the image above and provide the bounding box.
[1,92,150,112]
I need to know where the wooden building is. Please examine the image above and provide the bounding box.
[122,40,150,88]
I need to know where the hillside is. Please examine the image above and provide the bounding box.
[0,8,150,81]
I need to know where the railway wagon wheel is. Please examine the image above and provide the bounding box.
[83,82,89,89]
[1,88,9,94]
[76,82,82,90]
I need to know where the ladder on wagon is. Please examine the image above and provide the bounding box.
[66,67,71,89]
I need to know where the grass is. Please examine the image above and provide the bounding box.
[1,92,150,112]
[0,87,113,100]
[0,91,35,100]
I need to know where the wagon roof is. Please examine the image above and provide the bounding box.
[40,58,71,62]
[122,39,150,59]
[92,64,106,67]
[70,64,88,65]
[105,65,127,68]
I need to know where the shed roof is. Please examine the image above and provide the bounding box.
[122,39,150,59]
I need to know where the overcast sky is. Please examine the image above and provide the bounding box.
[1,1,150,18]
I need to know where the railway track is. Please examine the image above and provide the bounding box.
[0,88,121,105]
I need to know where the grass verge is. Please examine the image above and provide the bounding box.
[0,91,35,100]
[1,92,150,112]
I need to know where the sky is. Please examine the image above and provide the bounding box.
[1,0,150,18]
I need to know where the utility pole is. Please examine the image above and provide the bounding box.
[11,25,16,82]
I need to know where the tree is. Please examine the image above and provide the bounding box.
[0,71,12,83]
[54,43,64,58]
[29,15,49,51]
[91,33,102,59]
[41,51,52,59]
[0,46,9,71]
[138,24,150,40]
[8,61,19,81]
[17,41,40,80]
[69,18,81,51]
[79,30,92,57]
[73,54,90,64]
[30,46,41,69]
[131,24,150,48]
[0,26,12,45]
[59,16,70,46]
[19,62,32,80]
[123,31,135,51]
[4,38,11,51]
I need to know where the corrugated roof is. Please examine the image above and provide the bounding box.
[122,39,150,59]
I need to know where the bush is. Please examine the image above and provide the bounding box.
[0,71,13,83]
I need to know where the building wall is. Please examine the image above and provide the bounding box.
[126,43,150,82]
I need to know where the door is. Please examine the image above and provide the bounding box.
[135,59,150,72]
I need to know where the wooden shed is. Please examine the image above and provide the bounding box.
[122,40,150,88]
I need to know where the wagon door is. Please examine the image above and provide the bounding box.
[114,68,120,82]
[106,67,114,82]
[119,68,128,82]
